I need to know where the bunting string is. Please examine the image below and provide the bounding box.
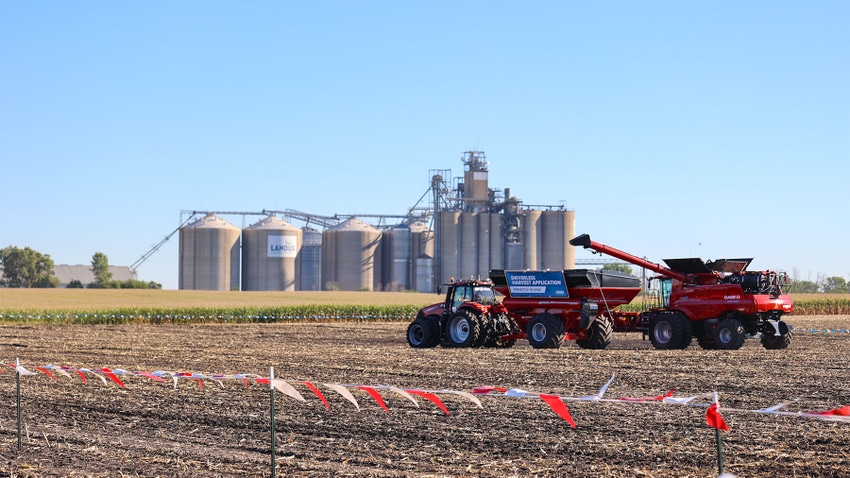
[6,363,849,428]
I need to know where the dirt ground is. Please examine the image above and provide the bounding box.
[0,316,848,477]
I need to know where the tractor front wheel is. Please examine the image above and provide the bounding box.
[713,318,746,350]
[406,317,439,348]
[649,312,693,350]
[527,313,566,349]
[576,317,613,349]
[444,310,482,348]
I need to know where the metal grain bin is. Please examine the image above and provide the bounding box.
[522,209,542,269]
[299,227,322,291]
[241,215,302,291]
[381,224,411,291]
[437,211,461,285]
[321,217,382,291]
[179,213,241,291]
[540,210,576,270]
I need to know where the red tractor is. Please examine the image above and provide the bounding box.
[569,233,794,350]
[407,268,643,349]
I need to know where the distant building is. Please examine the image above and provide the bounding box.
[53,265,137,288]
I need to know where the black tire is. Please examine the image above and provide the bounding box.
[649,312,693,350]
[713,318,746,350]
[694,322,718,349]
[527,313,565,349]
[576,317,613,350]
[484,315,519,348]
[444,309,481,348]
[406,317,439,348]
[761,320,791,349]
[470,313,489,348]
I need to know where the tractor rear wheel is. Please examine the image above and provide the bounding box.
[444,310,482,348]
[761,320,791,349]
[649,312,693,350]
[406,317,439,348]
[576,317,613,350]
[527,313,566,349]
[713,318,746,350]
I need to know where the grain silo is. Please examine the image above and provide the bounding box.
[409,222,434,291]
[299,227,322,291]
[437,211,461,284]
[321,217,382,291]
[459,212,479,279]
[381,224,411,291]
[522,210,543,269]
[241,215,302,291]
[179,213,241,291]
[540,210,576,270]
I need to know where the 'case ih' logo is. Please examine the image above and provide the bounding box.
[724,295,741,300]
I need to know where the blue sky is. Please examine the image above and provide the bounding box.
[1,1,848,290]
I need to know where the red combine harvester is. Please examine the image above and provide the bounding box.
[569,233,794,350]
[406,268,643,350]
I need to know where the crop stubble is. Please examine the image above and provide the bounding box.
[0,316,848,477]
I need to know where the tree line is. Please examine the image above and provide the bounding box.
[0,246,161,289]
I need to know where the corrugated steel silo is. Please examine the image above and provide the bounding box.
[540,210,576,270]
[179,213,241,291]
[489,213,505,270]
[459,212,478,279]
[321,218,382,291]
[382,224,411,291]
[299,227,322,291]
[477,212,492,278]
[437,211,461,284]
[522,210,542,269]
[241,215,301,291]
[414,254,434,293]
[409,222,433,292]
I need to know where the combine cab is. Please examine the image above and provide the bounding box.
[569,233,794,350]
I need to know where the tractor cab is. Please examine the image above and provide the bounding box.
[443,281,498,315]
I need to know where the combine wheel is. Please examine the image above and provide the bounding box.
[649,312,693,350]
[527,313,566,349]
[444,310,482,348]
[761,320,791,350]
[576,317,613,350]
[695,322,718,350]
[406,317,439,348]
[713,318,746,350]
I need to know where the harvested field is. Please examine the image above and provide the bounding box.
[1,315,848,477]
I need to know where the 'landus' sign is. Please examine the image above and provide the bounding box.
[267,235,298,258]
[505,270,569,298]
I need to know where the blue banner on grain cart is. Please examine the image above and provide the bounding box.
[505,271,569,298]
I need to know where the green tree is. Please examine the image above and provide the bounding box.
[822,276,848,293]
[601,262,634,276]
[68,279,84,289]
[787,280,819,293]
[0,246,60,288]
[90,252,113,288]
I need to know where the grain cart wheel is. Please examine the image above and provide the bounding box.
[576,317,613,350]
[527,313,566,349]
[713,318,746,350]
[444,309,482,348]
[761,320,791,350]
[406,317,439,348]
[649,312,693,350]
